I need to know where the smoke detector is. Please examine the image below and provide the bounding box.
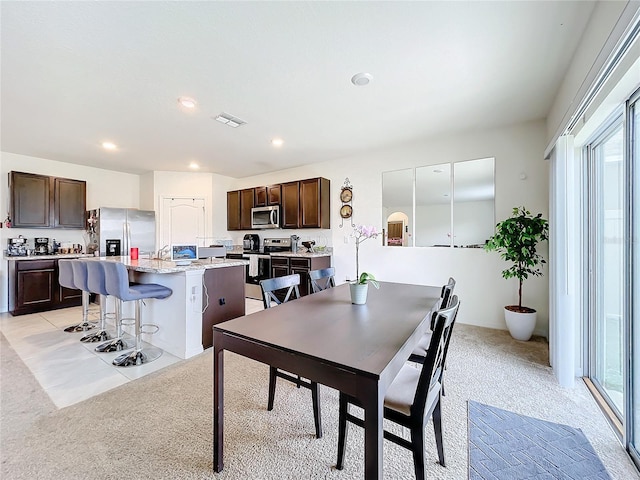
[351,72,373,86]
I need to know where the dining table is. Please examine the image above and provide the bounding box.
[212,281,441,479]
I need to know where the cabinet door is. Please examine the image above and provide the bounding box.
[300,177,330,229]
[227,191,241,230]
[16,262,56,310]
[281,181,300,228]
[240,188,255,230]
[201,265,245,349]
[254,186,267,207]
[9,171,51,228]
[270,257,290,278]
[267,185,281,205]
[54,177,86,229]
[290,258,312,297]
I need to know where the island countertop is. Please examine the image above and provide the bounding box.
[93,256,248,274]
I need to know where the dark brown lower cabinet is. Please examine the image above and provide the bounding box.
[270,255,331,298]
[8,259,82,316]
[201,265,246,349]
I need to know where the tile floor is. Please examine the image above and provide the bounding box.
[0,298,265,408]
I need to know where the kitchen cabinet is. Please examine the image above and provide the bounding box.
[300,177,330,229]
[281,181,300,228]
[240,188,255,230]
[270,255,331,298]
[227,191,241,230]
[227,188,255,230]
[9,171,86,229]
[8,259,82,316]
[201,265,245,349]
[255,185,282,207]
[53,177,86,228]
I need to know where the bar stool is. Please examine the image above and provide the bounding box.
[59,259,96,333]
[89,261,133,353]
[71,260,110,343]
[102,261,172,367]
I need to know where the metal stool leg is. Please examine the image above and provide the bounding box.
[112,299,161,367]
[95,299,132,353]
[81,294,111,342]
[63,291,97,333]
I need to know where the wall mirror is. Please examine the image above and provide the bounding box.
[382,157,495,247]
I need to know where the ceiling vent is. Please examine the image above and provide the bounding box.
[214,112,247,128]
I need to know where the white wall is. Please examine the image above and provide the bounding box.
[0,152,141,312]
[227,120,550,336]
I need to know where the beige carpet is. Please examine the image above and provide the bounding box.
[1,325,638,479]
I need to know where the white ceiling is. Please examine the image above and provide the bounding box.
[0,1,596,178]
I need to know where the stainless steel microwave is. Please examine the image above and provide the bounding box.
[251,205,280,229]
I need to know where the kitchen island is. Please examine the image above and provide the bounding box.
[90,256,248,359]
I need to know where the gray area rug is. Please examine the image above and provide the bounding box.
[468,400,612,479]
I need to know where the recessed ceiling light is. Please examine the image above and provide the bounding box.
[102,141,117,150]
[189,162,199,169]
[213,112,246,128]
[178,96,197,109]
[351,72,373,86]
[271,138,284,147]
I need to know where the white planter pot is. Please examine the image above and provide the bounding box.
[504,307,536,341]
[350,283,369,305]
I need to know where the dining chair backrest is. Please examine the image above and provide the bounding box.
[309,267,336,293]
[260,274,300,309]
[431,277,456,330]
[71,260,90,292]
[58,259,76,290]
[412,295,459,419]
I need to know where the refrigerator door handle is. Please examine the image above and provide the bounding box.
[123,222,130,254]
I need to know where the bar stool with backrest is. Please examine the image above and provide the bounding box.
[259,273,323,438]
[59,259,96,333]
[73,260,111,343]
[336,296,460,480]
[308,267,336,294]
[102,261,172,367]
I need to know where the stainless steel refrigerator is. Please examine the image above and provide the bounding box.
[86,208,156,257]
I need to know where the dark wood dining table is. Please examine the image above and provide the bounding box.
[213,281,441,479]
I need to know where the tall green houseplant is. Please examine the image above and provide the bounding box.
[485,206,549,313]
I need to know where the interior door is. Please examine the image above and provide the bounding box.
[161,197,206,249]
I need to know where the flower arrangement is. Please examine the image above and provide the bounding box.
[351,225,380,288]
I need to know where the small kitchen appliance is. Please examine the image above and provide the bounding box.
[34,237,50,255]
[7,237,28,257]
[243,234,260,252]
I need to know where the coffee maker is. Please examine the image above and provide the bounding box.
[7,237,28,256]
[243,234,260,252]
[34,237,50,255]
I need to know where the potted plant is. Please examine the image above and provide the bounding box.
[350,225,380,304]
[484,207,549,340]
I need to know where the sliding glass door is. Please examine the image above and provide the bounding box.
[587,120,625,417]
[630,89,640,465]
[586,87,640,468]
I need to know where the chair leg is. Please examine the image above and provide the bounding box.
[411,422,426,480]
[432,397,446,467]
[81,294,110,343]
[267,366,278,411]
[311,381,322,439]
[95,299,130,353]
[336,395,349,470]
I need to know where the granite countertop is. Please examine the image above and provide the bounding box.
[92,256,248,274]
[270,251,331,258]
[5,253,91,261]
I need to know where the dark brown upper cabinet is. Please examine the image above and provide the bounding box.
[299,177,330,229]
[239,188,255,230]
[267,185,281,205]
[9,171,86,229]
[227,190,241,230]
[281,181,300,228]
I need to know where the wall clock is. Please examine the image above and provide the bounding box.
[339,178,355,228]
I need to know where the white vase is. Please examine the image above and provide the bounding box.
[504,306,537,341]
[350,283,369,305]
